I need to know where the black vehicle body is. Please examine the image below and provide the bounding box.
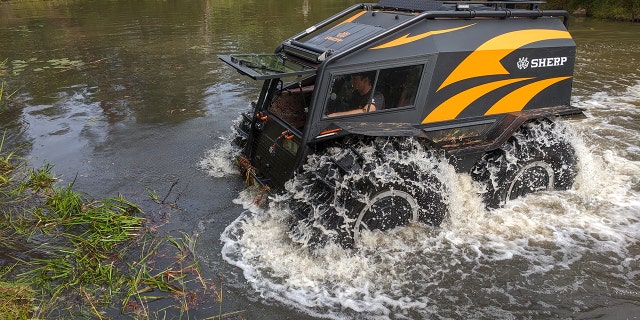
[220,0,583,245]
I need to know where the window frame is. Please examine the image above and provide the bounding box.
[322,63,425,118]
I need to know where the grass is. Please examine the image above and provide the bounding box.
[0,131,245,319]
[0,271,35,319]
[1,58,19,112]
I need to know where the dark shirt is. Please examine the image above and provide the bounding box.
[352,91,385,110]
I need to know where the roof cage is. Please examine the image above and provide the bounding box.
[377,0,444,11]
[377,0,547,12]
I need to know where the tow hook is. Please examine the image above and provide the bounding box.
[256,111,268,121]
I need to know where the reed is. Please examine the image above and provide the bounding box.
[0,58,18,111]
[0,270,34,319]
[0,140,243,318]
[0,132,14,185]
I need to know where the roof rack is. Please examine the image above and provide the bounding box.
[280,1,568,63]
[377,0,547,12]
[377,0,444,11]
[317,5,569,73]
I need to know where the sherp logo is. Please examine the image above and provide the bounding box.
[518,56,568,69]
[517,57,529,70]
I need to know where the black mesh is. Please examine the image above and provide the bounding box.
[377,0,444,11]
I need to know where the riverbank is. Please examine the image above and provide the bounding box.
[545,0,639,21]
[0,134,241,318]
[1,0,639,22]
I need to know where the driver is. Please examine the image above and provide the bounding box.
[328,72,384,117]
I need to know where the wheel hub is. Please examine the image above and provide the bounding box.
[353,189,419,243]
[507,161,555,200]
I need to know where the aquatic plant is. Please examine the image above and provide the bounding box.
[0,131,15,183]
[0,271,34,320]
[0,138,242,319]
[0,59,19,112]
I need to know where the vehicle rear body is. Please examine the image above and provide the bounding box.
[220,0,582,193]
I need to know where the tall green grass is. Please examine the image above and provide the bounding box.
[0,268,34,320]
[0,58,18,111]
[1,52,243,317]
[0,131,243,318]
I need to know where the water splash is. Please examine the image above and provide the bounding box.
[199,119,244,178]
[219,84,640,319]
[285,137,454,248]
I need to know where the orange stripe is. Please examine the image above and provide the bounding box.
[371,24,475,50]
[422,78,531,124]
[331,11,367,29]
[484,76,572,115]
[438,29,572,91]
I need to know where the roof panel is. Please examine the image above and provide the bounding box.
[303,22,385,54]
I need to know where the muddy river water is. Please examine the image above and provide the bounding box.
[1,0,639,319]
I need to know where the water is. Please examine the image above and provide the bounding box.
[1,1,639,319]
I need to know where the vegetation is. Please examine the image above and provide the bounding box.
[0,131,243,319]
[0,58,17,112]
[546,0,640,21]
[1,0,639,22]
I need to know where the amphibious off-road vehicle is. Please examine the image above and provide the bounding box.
[219,0,583,247]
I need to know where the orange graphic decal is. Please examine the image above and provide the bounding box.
[332,11,367,29]
[325,31,351,43]
[371,24,475,50]
[437,29,572,91]
[422,78,531,124]
[484,76,571,115]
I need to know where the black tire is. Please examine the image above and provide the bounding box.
[287,137,448,248]
[470,120,578,209]
[285,146,344,248]
[343,160,447,245]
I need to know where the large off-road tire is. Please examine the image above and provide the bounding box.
[342,160,447,245]
[286,137,448,248]
[470,120,578,209]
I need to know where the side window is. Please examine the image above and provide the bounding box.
[324,70,380,117]
[324,64,423,117]
[378,65,423,109]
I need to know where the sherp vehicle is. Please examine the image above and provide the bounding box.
[219,0,583,247]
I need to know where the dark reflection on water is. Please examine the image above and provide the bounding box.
[570,17,640,96]
[0,0,355,190]
[1,0,353,128]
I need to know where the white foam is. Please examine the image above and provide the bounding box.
[218,82,640,319]
[198,135,240,178]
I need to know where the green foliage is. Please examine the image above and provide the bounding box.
[0,142,233,318]
[0,58,18,111]
[0,131,14,178]
[0,276,35,319]
[23,164,56,192]
[585,0,640,20]
[546,0,640,21]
